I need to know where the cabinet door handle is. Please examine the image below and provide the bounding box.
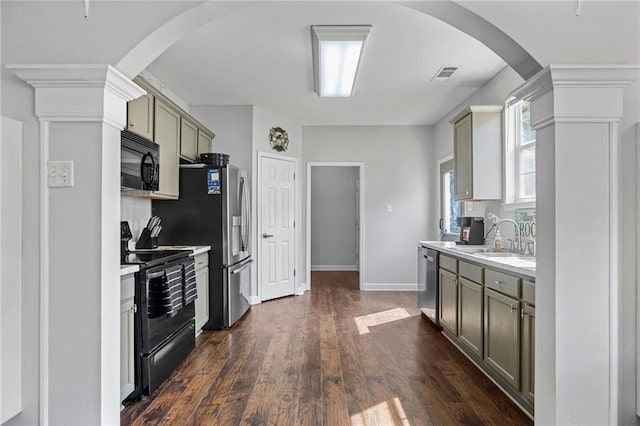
[262,233,274,239]
[130,122,135,127]
[510,305,517,313]
[494,280,504,285]
[521,308,525,318]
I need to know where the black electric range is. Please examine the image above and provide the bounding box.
[121,248,196,400]
[121,249,191,268]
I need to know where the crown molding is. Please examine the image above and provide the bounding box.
[509,65,640,103]
[7,64,145,128]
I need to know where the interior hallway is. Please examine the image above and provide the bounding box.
[122,272,531,425]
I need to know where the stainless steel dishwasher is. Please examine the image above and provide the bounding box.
[418,245,439,324]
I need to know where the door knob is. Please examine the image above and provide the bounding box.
[262,233,274,239]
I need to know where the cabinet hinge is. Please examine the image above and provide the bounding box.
[293,220,296,228]
[293,172,296,180]
[133,304,137,314]
[294,269,296,277]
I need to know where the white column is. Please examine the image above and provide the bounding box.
[9,65,144,425]
[511,65,636,425]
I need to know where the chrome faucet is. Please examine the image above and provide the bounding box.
[495,219,522,251]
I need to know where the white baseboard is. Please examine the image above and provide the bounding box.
[248,296,261,305]
[362,282,418,291]
[295,284,306,296]
[311,265,358,271]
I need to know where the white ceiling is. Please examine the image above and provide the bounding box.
[147,2,507,126]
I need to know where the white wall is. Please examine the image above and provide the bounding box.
[1,117,23,423]
[190,105,253,174]
[303,126,434,289]
[310,167,358,270]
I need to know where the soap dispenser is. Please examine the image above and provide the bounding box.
[494,229,502,249]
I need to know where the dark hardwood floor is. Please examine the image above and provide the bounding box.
[122,271,532,425]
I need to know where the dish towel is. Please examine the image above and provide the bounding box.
[182,258,198,306]
[163,264,184,318]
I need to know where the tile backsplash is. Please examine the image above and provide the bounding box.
[121,195,151,244]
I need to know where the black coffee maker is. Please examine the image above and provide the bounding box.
[457,217,485,245]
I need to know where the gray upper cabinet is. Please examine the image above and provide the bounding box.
[180,117,198,162]
[450,106,503,201]
[126,92,154,140]
[154,98,181,199]
[197,128,214,157]
[458,277,483,358]
[484,287,520,389]
[439,268,458,336]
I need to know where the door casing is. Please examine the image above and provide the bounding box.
[306,162,365,291]
[257,151,300,302]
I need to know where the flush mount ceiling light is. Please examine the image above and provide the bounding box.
[311,25,372,98]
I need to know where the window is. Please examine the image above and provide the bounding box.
[440,159,461,236]
[505,99,536,203]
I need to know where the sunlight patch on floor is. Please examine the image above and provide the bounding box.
[350,398,411,426]
[354,308,412,335]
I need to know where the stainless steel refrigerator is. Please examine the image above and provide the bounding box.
[153,164,251,329]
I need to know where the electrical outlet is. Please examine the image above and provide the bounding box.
[47,161,74,188]
[386,203,392,213]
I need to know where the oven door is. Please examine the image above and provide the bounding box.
[225,258,252,327]
[138,262,195,354]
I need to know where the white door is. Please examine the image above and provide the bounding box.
[260,156,296,301]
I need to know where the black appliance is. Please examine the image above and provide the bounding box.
[121,247,195,398]
[153,163,251,329]
[457,216,485,245]
[418,245,439,325]
[121,129,159,192]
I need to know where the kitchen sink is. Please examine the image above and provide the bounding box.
[474,252,536,260]
[452,246,510,254]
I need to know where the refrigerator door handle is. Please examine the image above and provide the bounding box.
[239,176,250,252]
[231,258,253,275]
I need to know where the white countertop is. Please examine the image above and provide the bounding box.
[120,246,211,277]
[419,241,535,280]
[156,245,211,256]
[120,264,139,276]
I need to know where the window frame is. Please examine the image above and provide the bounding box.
[439,158,461,238]
[505,99,536,205]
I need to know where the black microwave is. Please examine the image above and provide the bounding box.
[121,129,159,192]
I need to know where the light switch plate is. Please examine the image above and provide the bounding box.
[47,161,74,188]
[386,203,392,213]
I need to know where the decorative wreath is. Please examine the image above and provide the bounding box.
[269,127,289,152]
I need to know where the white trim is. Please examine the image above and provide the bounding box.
[362,283,418,291]
[438,154,454,165]
[39,120,50,426]
[306,162,365,292]
[256,151,299,303]
[295,284,306,296]
[310,265,358,272]
[248,296,261,305]
[608,121,619,425]
[636,122,640,417]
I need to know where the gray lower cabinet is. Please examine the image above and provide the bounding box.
[194,252,210,333]
[521,303,535,404]
[484,287,520,389]
[458,277,483,358]
[120,274,136,403]
[439,268,458,336]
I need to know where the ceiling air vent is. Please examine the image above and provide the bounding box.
[431,66,458,82]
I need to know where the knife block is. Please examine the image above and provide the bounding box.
[135,228,158,249]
